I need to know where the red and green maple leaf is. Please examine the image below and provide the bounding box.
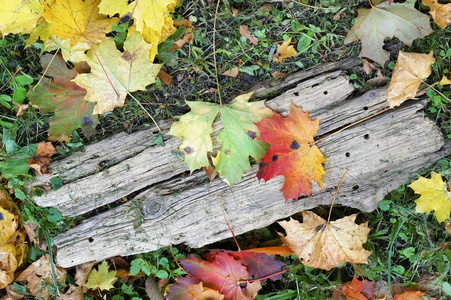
[27,53,98,143]
[176,252,249,300]
[206,250,286,281]
[256,102,326,200]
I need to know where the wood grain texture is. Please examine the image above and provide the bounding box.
[28,69,450,267]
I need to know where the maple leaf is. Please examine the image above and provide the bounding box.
[84,260,117,291]
[255,102,326,200]
[344,2,433,66]
[27,53,98,142]
[408,172,451,223]
[207,250,286,281]
[0,0,45,35]
[273,38,297,63]
[27,141,55,175]
[278,212,371,270]
[188,282,226,300]
[168,92,272,185]
[179,252,249,300]
[422,0,451,29]
[73,32,162,114]
[98,0,177,60]
[41,0,118,47]
[386,51,435,108]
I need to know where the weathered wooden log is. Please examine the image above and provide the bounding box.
[29,69,450,268]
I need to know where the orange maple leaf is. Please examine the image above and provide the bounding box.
[256,102,326,200]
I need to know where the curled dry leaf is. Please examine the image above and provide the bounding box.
[279,212,371,270]
[222,67,240,78]
[27,142,55,175]
[273,38,297,63]
[188,282,225,300]
[239,25,258,45]
[0,244,17,289]
[386,51,435,108]
[408,171,451,223]
[422,0,451,29]
[16,254,67,300]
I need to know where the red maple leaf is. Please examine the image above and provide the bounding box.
[206,250,285,281]
[255,102,326,200]
[178,252,249,300]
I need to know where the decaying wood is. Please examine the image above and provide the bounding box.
[29,69,450,268]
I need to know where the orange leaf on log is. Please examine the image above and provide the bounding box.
[256,102,326,200]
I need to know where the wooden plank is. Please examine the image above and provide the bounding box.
[28,68,451,267]
[53,100,450,267]
[30,71,355,217]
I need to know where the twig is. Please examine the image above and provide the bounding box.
[327,169,348,223]
[212,0,222,105]
[127,92,161,132]
[0,67,22,91]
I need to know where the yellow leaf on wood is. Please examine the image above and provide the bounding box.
[41,0,118,47]
[273,38,297,63]
[73,32,161,114]
[422,0,451,29]
[386,51,434,108]
[409,172,451,223]
[279,212,371,270]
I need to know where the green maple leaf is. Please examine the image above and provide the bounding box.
[85,261,117,291]
[344,2,433,66]
[27,53,98,143]
[168,92,273,185]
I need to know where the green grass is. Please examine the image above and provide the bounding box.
[1,0,451,299]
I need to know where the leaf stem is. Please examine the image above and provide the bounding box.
[245,261,302,283]
[315,107,391,145]
[212,0,222,106]
[219,196,241,252]
[127,92,161,132]
[0,67,22,91]
[33,48,59,90]
[327,169,348,223]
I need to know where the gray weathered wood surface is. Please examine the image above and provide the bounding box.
[29,69,450,268]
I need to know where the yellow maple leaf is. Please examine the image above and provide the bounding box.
[422,0,451,29]
[85,261,117,291]
[278,211,371,270]
[41,0,118,47]
[409,172,451,223]
[386,51,435,108]
[99,0,177,61]
[0,0,46,35]
[73,32,162,114]
[273,38,297,63]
